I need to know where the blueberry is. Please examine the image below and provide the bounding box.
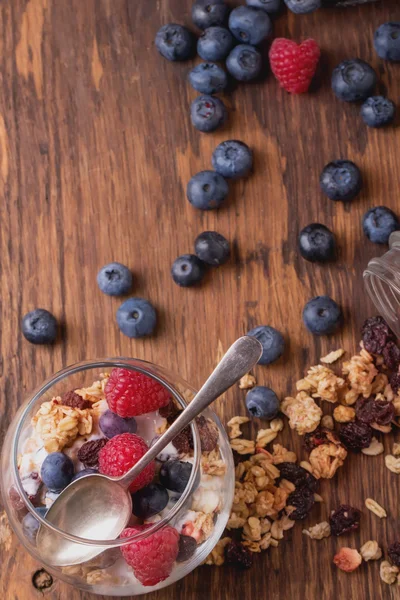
[22,507,47,544]
[246,0,281,13]
[228,6,272,46]
[192,0,229,30]
[71,468,98,482]
[41,452,74,491]
[132,483,169,519]
[246,386,280,419]
[22,309,58,345]
[187,170,229,210]
[155,24,194,61]
[171,255,206,287]
[116,298,157,338]
[188,62,228,94]
[247,325,285,365]
[190,95,227,133]
[212,140,253,179]
[177,534,198,562]
[197,27,234,61]
[361,96,396,128]
[302,296,343,336]
[331,59,377,102]
[194,231,230,266]
[362,206,400,244]
[99,409,137,438]
[159,460,192,494]
[320,160,362,203]
[226,45,262,81]
[374,22,400,61]
[97,262,133,296]
[283,0,321,14]
[299,224,336,263]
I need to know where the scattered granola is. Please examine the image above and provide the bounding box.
[239,374,257,390]
[380,560,399,585]
[333,405,356,423]
[392,443,400,456]
[227,416,250,440]
[302,521,331,540]
[204,537,231,566]
[361,437,384,456]
[321,415,334,430]
[385,454,400,474]
[256,429,277,448]
[360,540,382,561]
[365,498,387,519]
[320,349,345,364]
[309,442,347,479]
[230,438,255,455]
[296,365,346,403]
[271,444,297,465]
[333,547,362,572]
[270,418,284,432]
[283,393,322,435]
[342,349,378,399]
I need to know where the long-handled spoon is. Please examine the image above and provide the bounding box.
[37,336,263,566]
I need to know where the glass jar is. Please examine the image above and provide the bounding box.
[364,232,400,338]
[0,359,234,596]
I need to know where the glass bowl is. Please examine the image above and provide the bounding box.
[0,358,235,596]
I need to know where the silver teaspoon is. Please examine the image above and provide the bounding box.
[37,336,263,567]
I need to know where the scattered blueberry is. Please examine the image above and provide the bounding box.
[302,296,343,336]
[228,6,272,46]
[97,262,133,296]
[159,460,193,494]
[22,309,58,345]
[116,298,157,338]
[41,452,74,491]
[361,96,396,128]
[187,170,229,210]
[374,22,400,61]
[194,231,230,266]
[299,224,336,263]
[132,483,169,519]
[247,325,285,365]
[191,95,227,133]
[320,160,362,202]
[188,62,228,94]
[246,386,280,419]
[177,534,198,562]
[362,206,400,244]
[226,44,262,81]
[100,409,137,438]
[197,27,234,61]
[192,0,229,30]
[155,24,194,61]
[331,59,377,102]
[171,255,206,287]
[212,140,253,179]
[71,468,98,482]
[22,507,47,544]
[246,0,281,13]
[283,0,321,14]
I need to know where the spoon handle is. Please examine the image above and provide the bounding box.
[117,336,263,489]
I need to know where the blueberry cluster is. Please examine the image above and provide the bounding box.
[171,231,230,287]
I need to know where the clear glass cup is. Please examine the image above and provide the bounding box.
[0,359,234,596]
[364,231,400,337]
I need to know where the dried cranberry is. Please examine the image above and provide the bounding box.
[287,486,315,520]
[356,397,395,426]
[361,316,394,355]
[176,535,197,562]
[330,504,361,536]
[388,541,400,567]
[390,372,400,394]
[355,397,375,424]
[382,341,400,371]
[78,438,108,468]
[173,416,219,453]
[277,462,319,493]
[339,420,373,451]
[159,400,180,420]
[304,427,340,451]
[225,541,253,569]
[61,390,91,410]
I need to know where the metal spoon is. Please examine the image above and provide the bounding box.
[37,336,262,566]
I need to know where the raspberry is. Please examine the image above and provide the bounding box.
[121,525,179,586]
[269,38,320,94]
[98,433,155,493]
[105,368,170,417]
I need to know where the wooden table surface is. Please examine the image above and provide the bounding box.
[1,0,400,598]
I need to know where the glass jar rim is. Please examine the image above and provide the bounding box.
[11,357,202,547]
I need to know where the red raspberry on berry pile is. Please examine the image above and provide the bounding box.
[105,368,170,417]
[98,433,155,493]
[121,525,180,586]
[269,38,320,94]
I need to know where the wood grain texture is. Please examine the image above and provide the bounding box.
[0,0,399,598]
